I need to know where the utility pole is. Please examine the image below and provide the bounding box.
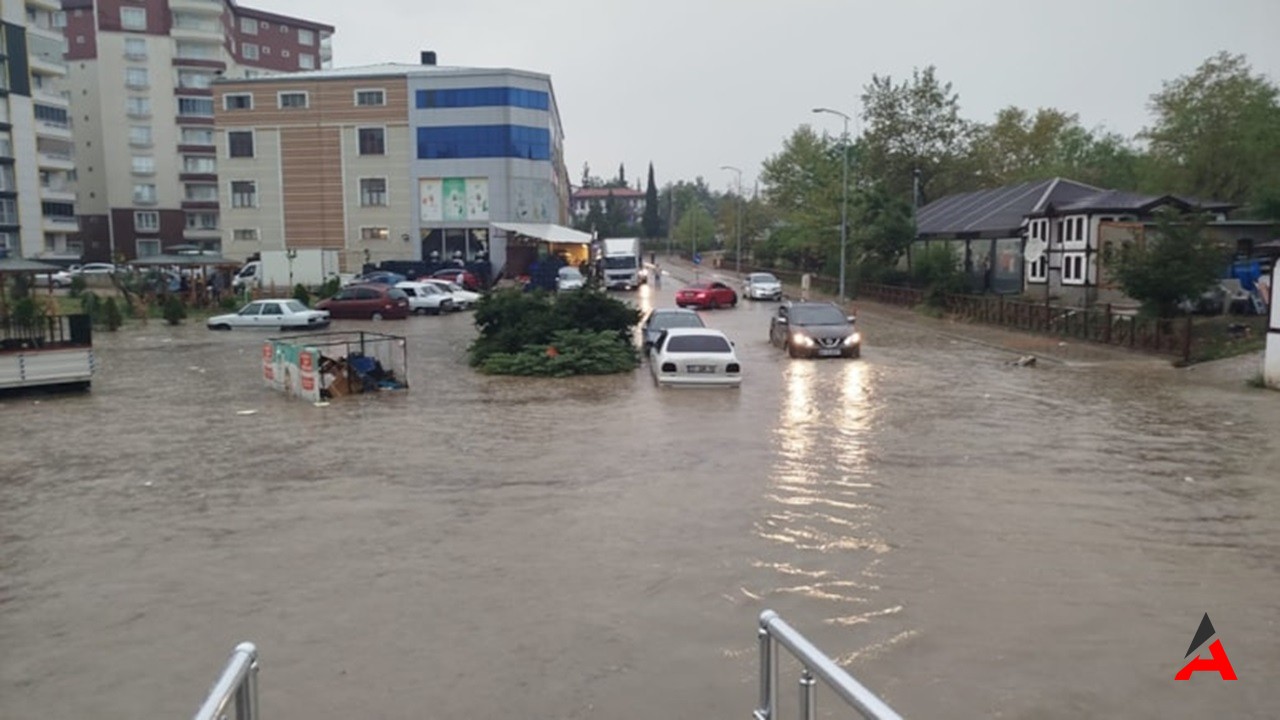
[813,108,851,301]
[721,165,743,275]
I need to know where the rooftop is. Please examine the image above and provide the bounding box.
[573,187,645,198]
[916,178,1100,238]
[214,62,550,84]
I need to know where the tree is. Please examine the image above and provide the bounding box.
[853,183,915,279]
[642,163,660,238]
[602,190,632,238]
[1110,210,1224,317]
[759,126,843,273]
[673,203,715,252]
[618,163,626,187]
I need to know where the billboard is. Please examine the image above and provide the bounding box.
[421,177,489,222]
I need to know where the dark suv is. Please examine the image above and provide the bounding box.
[768,301,861,359]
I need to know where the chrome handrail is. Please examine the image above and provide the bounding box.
[193,642,259,720]
[754,610,903,720]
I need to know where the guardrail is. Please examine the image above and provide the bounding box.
[193,642,259,720]
[754,610,902,720]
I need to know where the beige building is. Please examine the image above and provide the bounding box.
[1,0,78,259]
[59,0,332,262]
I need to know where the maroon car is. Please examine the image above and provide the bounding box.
[427,267,482,291]
[676,281,738,309]
[315,283,410,320]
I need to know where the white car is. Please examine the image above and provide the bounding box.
[649,327,742,387]
[420,278,481,310]
[557,266,586,292]
[207,299,331,331]
[395,281,455,315]
[743,272,783,301]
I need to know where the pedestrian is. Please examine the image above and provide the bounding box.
[211,271,225,303]
[653,263,662,289]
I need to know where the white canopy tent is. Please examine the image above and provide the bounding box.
[489,223,593,278]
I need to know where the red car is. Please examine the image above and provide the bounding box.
[427,267,482,291]
[676,281,738,309]
[315,283,410,320]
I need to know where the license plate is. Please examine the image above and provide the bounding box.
[817,348,842,357]
[686,365,716,373]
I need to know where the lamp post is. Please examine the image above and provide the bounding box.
[720,165,743,275]
[812,107,850,301]
[286,248,297,288]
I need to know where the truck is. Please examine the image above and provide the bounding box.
[232,249,341,291]
[599,237,645,290]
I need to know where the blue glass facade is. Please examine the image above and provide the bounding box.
[415,87,550,110]
[417,125,551,161]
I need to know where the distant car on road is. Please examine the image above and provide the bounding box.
[649,327,742,387]
[395,281,454,315]
[640,307,705,350]
[743,272,783,301]
[206,299,331,331]
[676,281,737,309]
[316,283,410,320]
[556,266,586,292]
[768,301,861,359]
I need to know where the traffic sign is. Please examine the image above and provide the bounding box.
[692,253,703,265]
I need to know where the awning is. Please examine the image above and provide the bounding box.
[128,254,237,267]
[0,257,64,274]
[491,222,592,245]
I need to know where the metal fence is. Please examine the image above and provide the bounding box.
[0,313,92,351]
[193,642,259,720]
[755,610,902,720]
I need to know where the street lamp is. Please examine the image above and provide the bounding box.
[812,107,850,301]
[720,165,743,275]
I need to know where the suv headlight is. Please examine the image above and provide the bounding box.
[844,332,862,346]
[792,333,814,347]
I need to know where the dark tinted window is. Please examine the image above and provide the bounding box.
[416,125,551,160]
[604,256,636,269]
[260,303,282,315]
[791,305,848,325]
[354,288,380,300]
[666,335,732,353]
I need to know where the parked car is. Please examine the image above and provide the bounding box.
[743,272,783,301]
[676,281,738,309]
[640,307,705,350]
[206,299,331,331]
[649,327,742,387]
[75,262,118,277]
[428,267,482,291]
[36,267,76,288]
[395,281,454,315]
[557,266,586,292]
[768,301,861,359]
[315,283,411,320]
[350,271,407,286]
[420,279,481,310]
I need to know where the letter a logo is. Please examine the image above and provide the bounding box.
[1175,613,1237,681]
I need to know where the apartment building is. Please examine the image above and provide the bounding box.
[213,53,570,274]
[1,0,78,259]
[60,0,332,262]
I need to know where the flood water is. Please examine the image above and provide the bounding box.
[2,271,1279,719]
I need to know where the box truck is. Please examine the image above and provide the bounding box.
[232,249,341,291]
[600,237,644,290]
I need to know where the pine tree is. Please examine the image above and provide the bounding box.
[642,162,660,238]
[618,163,626,186]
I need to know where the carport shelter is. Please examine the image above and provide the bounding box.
[128,254,241,304]
[490,222,593,277]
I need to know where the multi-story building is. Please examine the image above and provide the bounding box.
[212,53,569,275]
[1,0,78,259]
[60,0,333,262]
[570,186,645,226]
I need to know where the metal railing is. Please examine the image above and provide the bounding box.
[755,610,902,720]
[193,642,259,720]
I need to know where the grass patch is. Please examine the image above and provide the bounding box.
[1187,315,1268,364]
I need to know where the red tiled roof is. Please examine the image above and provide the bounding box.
[572,187,644,199]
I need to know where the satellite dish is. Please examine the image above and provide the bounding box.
[1025,237,1046,264]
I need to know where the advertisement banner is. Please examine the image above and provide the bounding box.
[465,178,490,220]
[442,178,467,221]
[419,179,443,223]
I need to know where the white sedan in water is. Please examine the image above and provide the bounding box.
[207,299,331,331]
[648,327,742,387]
[420,278,481,310]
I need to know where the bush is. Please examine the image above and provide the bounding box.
[220,296,240,311]
[293,283,311,307]
[469,288,640,375]
[163,295,187,325]
[911,244,966,306]
[102,297,123,331]
[80,291,101,321]
[11,296,41,326]
[478,329,638,377]
[68,275,87,298]
[319,277,341,299]
[9,273,32,301]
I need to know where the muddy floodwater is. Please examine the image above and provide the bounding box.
[3,274,1279,719]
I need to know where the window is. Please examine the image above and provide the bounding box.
[1027,254,1048,283]
[126,96,150,117]
[1062,252,1086,285]
[230,181,257,208]
[131,155,155,174]
[178,97,214,116]
[242,43,259,60]
[0,165,13,192]
[239,17,257,34]
[297,29,315,45]
[277,91,307,109]
[175,41,216,60]
[137,238,161,257]
[223,93,253,110]
[124,38,146,59]
[129,125,152,146]
[355,89,385,106]
[120,7,146,31]
[361,227,389,241]
[416,87,551,111]
[133,184,157,204]
[178,71,213,90]
[416,125,551,161]
[134,211,159,232]
[184,184,218,202]
[1063,215,1087,245]
[227,131,254,158]
[0,131,10,158]
[232,228,259,241]
[359,178,387,206]
[0,232,14,252]
[298,54,315,70]
[186,212,218,230]
[357,127,385,155]
[183,156,216,173]
[0,198,16,224]
[125,66,148,88]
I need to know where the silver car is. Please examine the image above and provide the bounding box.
[743,272,783,301]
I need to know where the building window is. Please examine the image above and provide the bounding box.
[1063,215,1087,245]
[359,178,387,206]
[129,125,152,146]
[355,89,385,107]
[416,125,551,161]
[126,96,151,117]
[416,87,551,111]
[131,155,155,175]
[1062,252,1086,285]
[125,66,148,88]
[223,93,253,111]
[357,127,385,156]
[277,91,308,109]
[227,131,255,158]
[186,212,219,230]
[178,71,213,90]
[133,184,157,204]
[0,198,16,224]
[137,238,161,257]
[239,16,257,35]
[230,181,257,208]
[135,211,160,232]
[178,97,213,117]
[0,232,14,252]
[361,227,389,241]
[232,228,259,241]
[241,43,259,60]
[297,28,314,45]
[184,184,218,202]
[182,128,215,146]
[298,54,315,70]
[120,7,146,31]
[124,37,146,60]
[1027,254,1048,283]
[183,156,216,173]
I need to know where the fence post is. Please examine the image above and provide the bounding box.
[1182,315,1193,364]
[998,295,1005,326]
[1104,304,1112,344]
[799,669,817,720]
[1043,296,1051,333]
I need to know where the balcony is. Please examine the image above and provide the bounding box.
[172,57,227,71]
[35,120,73,141]
[43,214,80,233]
[37,150,75,170]
[169,0,225,14]
[181,200,219,210]
[184,226,221,239]
[24,22,63,44]
[40,184,77,203]
[33,88,70,108]
[179,172,217,182]
[171,23,224,44]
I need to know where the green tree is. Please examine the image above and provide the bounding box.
[853,183,915,279]
[759,126,842,271]
[642,162,660,238]
[1110,211,1224,317]
[673,203,716,253]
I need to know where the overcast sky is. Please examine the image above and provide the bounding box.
[265,0,1279,194]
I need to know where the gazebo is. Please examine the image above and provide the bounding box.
[0,256,64,316]
[127,254,241,306]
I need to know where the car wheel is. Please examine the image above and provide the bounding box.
[709,299,719,310]
[847,347,861,359]
[730,295,738,307]
[786,342,801,359]
[371,312,384,321]
[211,323,231,331]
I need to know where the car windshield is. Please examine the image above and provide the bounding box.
[284,300,308,313]
[604,256,636,269]
[790,305,848,325]
[749,273,779,283]
[666,334,732,353]
[651,313,704,331]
